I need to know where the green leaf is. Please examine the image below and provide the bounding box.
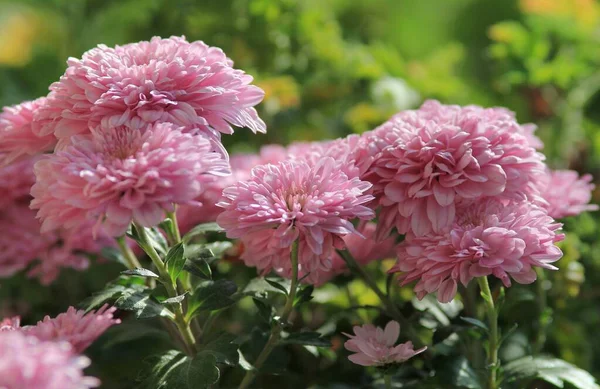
[182,222,224,243]
[115,289,172,319]
[436,355,482,389]
[188,280,238,318]
[294,285,314,306]
[102,322,171,349]
[101,246,127,266]
[265,278,289,295]
[459,317,488,332]
[165,243,186,283]
[136,350,187,389]
[280,331,331,347]
[204,241,233,257]
[201,333,240,366]
[252,297,272,323]
[79,284,127,312]
[504,356,599,389]
[162,293,187,305]
[122,268,160,279]
[147,227,169,256]
[183,257,212,279]
[164,352,220,389]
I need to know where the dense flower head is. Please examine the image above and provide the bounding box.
[0,203,109,284]
[177,144,287,230]
[287,136,362,179]
[359,100,547,238]
[217,158,375,282]
[313,222,396,285]
[0,331,99,389]
[25,305,120,353]
[0,97,57,166]
[343,321,426,366]
[0,157,37,208]
[38,36,265,145]
[31,122,230,236]
[538,169,598,219]
[392,199,564,303]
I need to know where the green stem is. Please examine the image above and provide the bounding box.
[134,223,197,356]
[384,373,392,389]
[166,210,193,293]
[238,240,300,389]
[533,268,551,354]
[477,277,499,389]
[116,236,142,269]
[338,250,425,351]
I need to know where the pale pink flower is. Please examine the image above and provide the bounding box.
[0,203,110,284]
[0,317,20,331]
[361,101,546,238]
[177,145,287,230]
[26,305,120,353]
[31,122,230,237]
[0,331,99,389]
[538,169,598,218]
[287,136,362,179]
[0,98,57,166]
[313,222,396,285]
[0,157,38,208]
[392,200,564,303]
[217,158,375,282]
[343,321,426,366]
[38,36,265,144]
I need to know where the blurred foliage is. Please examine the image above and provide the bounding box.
[2,0,600,386]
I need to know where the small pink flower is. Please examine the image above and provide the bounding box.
[0,331,99,389]
[0,157,38,208]
[25,305,120,353]
[538,169,598,218]
[344,321,426,366]
[0,98,57,166]
[217,158,374,283]
[0,316,20,331]
[392,199,564,303]
[31,122,230,237]
[39,36,265,144]
[360,100,546,238]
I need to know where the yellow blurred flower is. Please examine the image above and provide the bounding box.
[256,76,300,114]
[344,103,390,134]
[0,7,43,66]
[520,0,600,29]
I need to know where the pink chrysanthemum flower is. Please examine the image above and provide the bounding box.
[0,203,110,284]
[217,158,375,282]
[38,36,265,144]
[177,145,287,230]
[31,122,230,237]
[26,305,120,353]
[392,200,564,303]
[361,101,546,238]
[0,98,57,166]
[0,317,20,331]
[0,157,38,208]
[0,332,99,389]
[313,222,396,285]
[343,321,426,367]
[538,169,598,219]
[287,136,362,179]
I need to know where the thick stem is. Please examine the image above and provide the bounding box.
[338,250,425,351]
[116,236,142,269]
[477,277,499,389]
[384,374,392,389]
[134,223,197,356]
[238,240,299,389]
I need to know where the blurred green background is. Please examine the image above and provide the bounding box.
[3,0,600,383]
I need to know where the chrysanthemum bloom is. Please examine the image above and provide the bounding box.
[343,321,426,366]
[25,305,120,353]
[217,158,375,282]
[0,317,20,331]
[362,101,546,238]
[537,169,598,219]
[177,145,287,231]
[38,36,265,145]
[392,199,564,303]
[313,222,396,285]
[0,203,110,284]
[31,122,230,237]
[0,157,38,208]
[0,332,99,389]
[287,136,362,179]
[0,98,57,165]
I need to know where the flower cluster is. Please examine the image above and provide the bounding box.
[343,320,426,366]
[0,305,118,388]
